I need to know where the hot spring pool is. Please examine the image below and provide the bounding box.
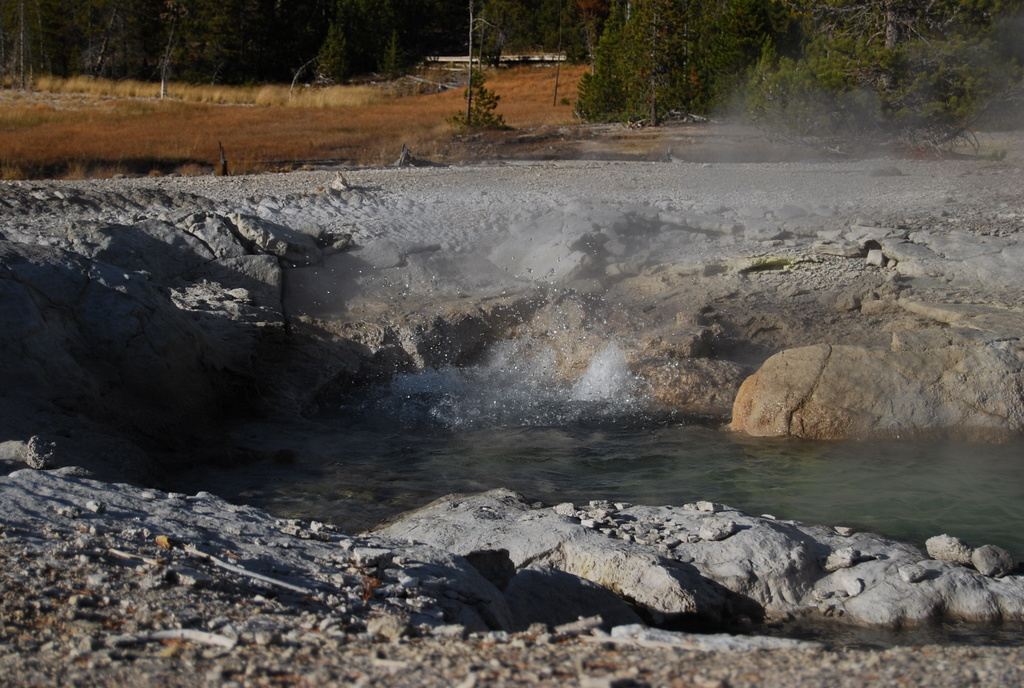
[174,344,1024,561]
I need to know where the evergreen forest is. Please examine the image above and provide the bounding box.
[2,1,1022,141]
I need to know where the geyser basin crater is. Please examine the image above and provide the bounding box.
[3,149,1024,643]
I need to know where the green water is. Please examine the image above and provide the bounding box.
[169,365,1024,648]
[184,412,1024,561]
[177,350,1024,556]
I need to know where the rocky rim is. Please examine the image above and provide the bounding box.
[2,125,1024,685]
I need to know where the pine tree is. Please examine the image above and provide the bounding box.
[378,29,403,77]
[448,71,509,129]
[688,0,800,112]
[745,0,1024,145]
[621,0,689,124]
[576,0,690,124]
[317,13,350,82]
[574,0,628,121]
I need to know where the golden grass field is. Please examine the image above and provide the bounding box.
[0,64,588,180]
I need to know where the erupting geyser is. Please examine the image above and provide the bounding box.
[353,340,651,431]
[571,344,641,403]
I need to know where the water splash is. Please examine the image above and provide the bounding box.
[571,344,639,403]
[347,340,649,431]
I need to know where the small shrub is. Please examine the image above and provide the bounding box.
[448,73,509,130]
[62,161,89,180]
[1,160,25,180]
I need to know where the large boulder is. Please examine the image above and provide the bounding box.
[730,305,1024,441]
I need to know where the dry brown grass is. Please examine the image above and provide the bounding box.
[32,74,387,108]
[0,65,587,179]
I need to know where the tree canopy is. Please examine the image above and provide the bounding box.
[577,0,1022,142]
[743,0,1024,143]
[1,0,1021,143]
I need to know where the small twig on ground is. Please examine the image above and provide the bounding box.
[183,544,313,594]
[109,629,237,649]
[107,548,165,567]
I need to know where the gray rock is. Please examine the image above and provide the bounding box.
[698,519,739,542]
[823,548,860,572]
[553,614,605,636]
[846,225,906,245]
[366,611,410,641]
[553,502,577,517]
[25,436,56,470]
[813,239,863,258]
[844,577,865,597]
[376,489,742,629]
[179,213,250,260]
[972,545,1015,578]
[866,248,886,266]
[228,213,322,265]
[898,564,929,583]
[927,534,974,566]
[382,492,1024,631]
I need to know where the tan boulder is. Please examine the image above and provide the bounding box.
[730,334,1024,441]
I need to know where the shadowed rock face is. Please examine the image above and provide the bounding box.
[3,154,1024,471]
[0,240,268,480]
[1,195,290,479]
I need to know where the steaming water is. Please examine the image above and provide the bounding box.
[172,340,1024,645]
[370,342,646,430]
[184,341,1024,563]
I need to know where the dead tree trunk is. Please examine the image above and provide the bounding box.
[217,142,228,176]
[92,7,120,77]
[18,0,27,90]
[289,57,317,100]
[466,0,474,125]
[160,18,176,99]
[394,143,412,167]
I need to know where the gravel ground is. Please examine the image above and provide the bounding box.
[7,629,1024,688]
[3,477,1024,688]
